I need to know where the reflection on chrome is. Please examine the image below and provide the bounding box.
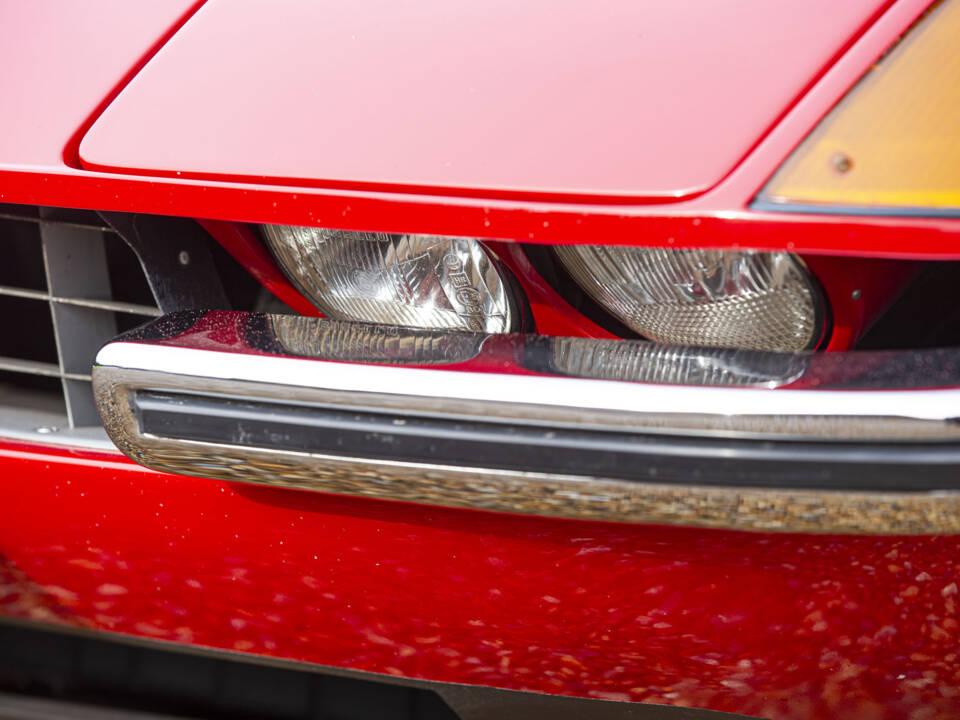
[546,337,809,388]
[269,315,487,365]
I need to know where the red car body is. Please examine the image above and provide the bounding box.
[1,1,959,718]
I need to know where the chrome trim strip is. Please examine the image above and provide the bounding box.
[96,340,960,426]
[91,386,960,534]
[91,312,960,534]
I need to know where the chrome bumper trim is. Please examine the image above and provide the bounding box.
[92,311,960,534]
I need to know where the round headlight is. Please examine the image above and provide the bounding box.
[554,246,825,352]
[263,226,517,333]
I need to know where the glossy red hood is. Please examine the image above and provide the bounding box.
[0,0,199,171]
[79,0,889,203]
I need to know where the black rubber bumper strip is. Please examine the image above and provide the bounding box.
[134,390,960,492]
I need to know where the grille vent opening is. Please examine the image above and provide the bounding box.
[0,204,160,434]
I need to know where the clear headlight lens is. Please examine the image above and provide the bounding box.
[264,226,516,333]
[554,246,824,351]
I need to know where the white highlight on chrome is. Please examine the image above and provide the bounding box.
[96,342,958,422]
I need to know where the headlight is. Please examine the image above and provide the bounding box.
[263,226,517,333]
[554,246,826,352]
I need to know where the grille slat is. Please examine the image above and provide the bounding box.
[0,208,160,431]
[0,356,65,379]
[0,285,161,317]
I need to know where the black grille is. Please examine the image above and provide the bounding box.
[0,204,160,429]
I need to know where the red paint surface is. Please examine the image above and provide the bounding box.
[489,241,616,338]
[1,4,957,719]
[0,0,200,168]
[1,0,957,260]
[78,0,888,201]
[2,442,960,720]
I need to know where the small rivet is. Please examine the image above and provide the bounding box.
[35,426,59,434]
[851,289,862,301]
[178,251,191,266]
[830,153,853,174]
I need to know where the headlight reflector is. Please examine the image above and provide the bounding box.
[263,226,516,333]
[554,246,824,351]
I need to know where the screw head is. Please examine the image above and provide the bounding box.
[178,250,191,266]
[851,289,862,301]
[830,153,853,174]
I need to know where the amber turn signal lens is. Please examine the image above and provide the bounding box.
[759,0,960,213]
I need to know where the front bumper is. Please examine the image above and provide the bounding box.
[93,311,960,535]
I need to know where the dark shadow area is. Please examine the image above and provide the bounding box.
[0,623,457,720]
